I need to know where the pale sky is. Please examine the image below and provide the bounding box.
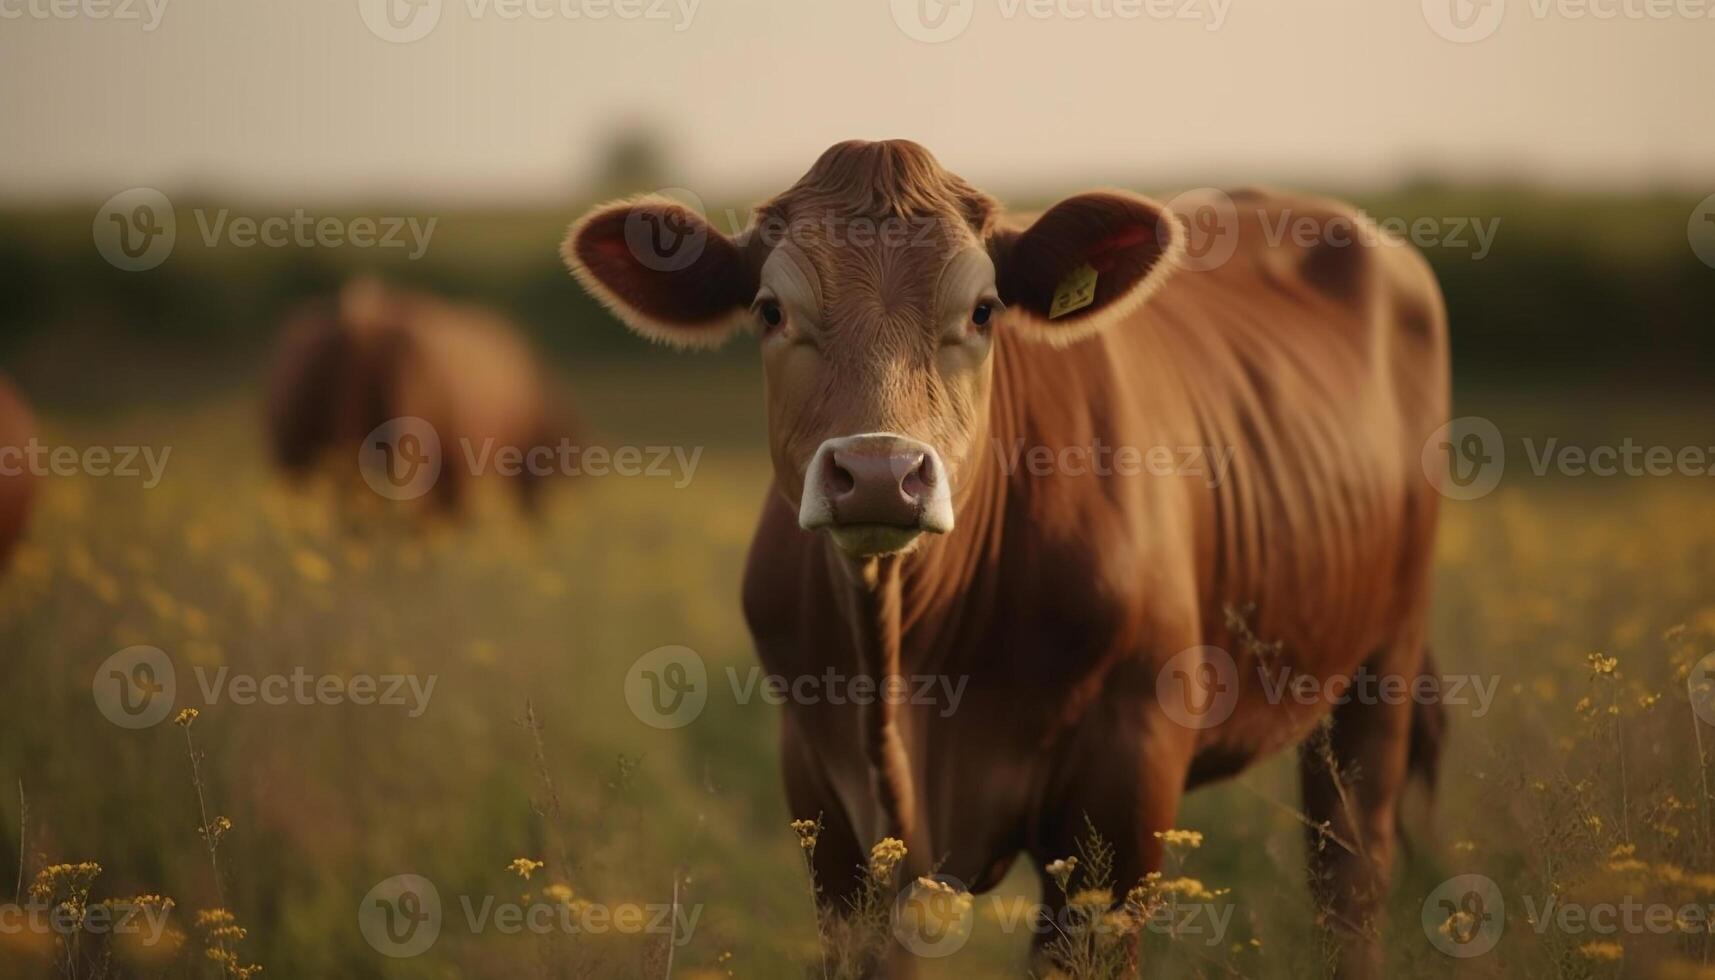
[1,0,1709,204]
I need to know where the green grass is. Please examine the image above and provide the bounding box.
[1,379,1714,978]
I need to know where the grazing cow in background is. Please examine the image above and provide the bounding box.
[267,278,574,514]
[0,372,36,571]
[564,140,1448,977]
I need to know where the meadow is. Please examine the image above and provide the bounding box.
[1,182,1713,978]
[0,361,1712,979]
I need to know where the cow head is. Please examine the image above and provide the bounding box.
[564,140,1182,558]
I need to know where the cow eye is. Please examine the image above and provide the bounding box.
[757,299,785,332]
[971,299,1000,333]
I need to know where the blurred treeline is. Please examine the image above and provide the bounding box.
[1,183,1711,407]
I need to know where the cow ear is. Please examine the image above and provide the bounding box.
[562,195,758,349]
[987,191,1183,347]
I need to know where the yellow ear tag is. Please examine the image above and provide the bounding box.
[1048,263,1098,319]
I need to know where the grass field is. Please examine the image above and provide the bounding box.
[2,369,1714,979]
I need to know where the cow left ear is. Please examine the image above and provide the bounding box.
[987,191,1183,347]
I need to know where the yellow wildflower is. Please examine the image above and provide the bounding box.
[868,838,907,880]
[1578,941,1623,960]
[1154,829,1205,849]
[507,858,544,880]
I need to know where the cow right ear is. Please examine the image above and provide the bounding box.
[986,191,1182,348]
[562,196,758,349]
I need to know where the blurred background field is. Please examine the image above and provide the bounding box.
[4,181,1715,401]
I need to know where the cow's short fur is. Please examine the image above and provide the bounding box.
[564,141,1449,977]
[0,372,36,571]
[267,278,572,514]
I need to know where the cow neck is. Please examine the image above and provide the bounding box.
[816,340,1021,847]
[827,550,918,843]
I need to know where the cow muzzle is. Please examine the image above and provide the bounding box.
[799,433,954,556]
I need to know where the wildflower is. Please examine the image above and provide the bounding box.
[507,858,544,880]
[1068,887,1114,911]
[868,838,907,880]
[28,862,102,904]
[1578,941,1623,960]
[542,883,574,905]
[1154,877,1227,901]
[789,818,819,850]
[1153,829,1204,849]
[1440,909,1475,940]
[1606,845,1648,874]
[194,908,236,929]
[904,878,973,934]
[1587,652,1618,677]
[1045,857,1078,878]
[174,708,199,727]
[201,816,232,844]
[1123,882,1157,917]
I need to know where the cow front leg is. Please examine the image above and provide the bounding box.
[780,721,919,979]
[1297,651,1419,980]
[1028,684,1199,973]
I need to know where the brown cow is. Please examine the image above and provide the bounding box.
[267,278,572,514]
[0,372,37,571]
[564,140,1448,977]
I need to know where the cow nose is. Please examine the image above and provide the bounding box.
[799,433,954,552]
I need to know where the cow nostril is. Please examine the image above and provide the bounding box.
[824,453,856,496]
[900,452,932,499]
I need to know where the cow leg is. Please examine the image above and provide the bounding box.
[1297,646,1421,979]
[780,722,917,978]
[1028,688,1198,971]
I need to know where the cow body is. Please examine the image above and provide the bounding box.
[0,373,36,570]
[267,279,571,513]
[743,188,1447,906]
[565,142,1449,977]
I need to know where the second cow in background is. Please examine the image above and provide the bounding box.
[267,278,576,514]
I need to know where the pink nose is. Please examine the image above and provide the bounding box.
[820,445,935,527]
[798,433,954,538]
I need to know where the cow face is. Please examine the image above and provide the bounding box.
[564,141,1182,558]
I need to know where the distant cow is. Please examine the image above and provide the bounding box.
[267,279,571,513]
[0,372,36,570]
[564,140,1448,977]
